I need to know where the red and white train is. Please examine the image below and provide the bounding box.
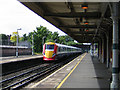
[43,42,81,61]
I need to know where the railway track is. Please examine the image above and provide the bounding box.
[1,54,80,90]
[1,63,60,90]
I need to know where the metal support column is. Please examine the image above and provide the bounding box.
[32,34,34,56]
[98,38,102,61]
[94,43,96,54]
[91,43,94,56]
[16,28,21,57]
[16,31,19,57]
[98,41,100,58]
[111,2,119,89]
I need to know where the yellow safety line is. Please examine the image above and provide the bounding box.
[56,53,87,89]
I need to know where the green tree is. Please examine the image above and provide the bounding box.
[10,32,17,45]
[58,36,66,44]
[0,34,8,45]
[45,31,52,42]
[28,26,51,53]
[51,32,59,42]
[20,34,28,41]
[28,32,33,44]
[27,25,80,53]
[58,35,76,45]
[10,32,21,45]
[46,32,59,43]
[34,26,50,52]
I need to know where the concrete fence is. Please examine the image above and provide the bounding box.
[0,45,32,57]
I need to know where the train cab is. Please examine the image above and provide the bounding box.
[43,42,58,61]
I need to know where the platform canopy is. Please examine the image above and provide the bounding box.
[19,1,113,43]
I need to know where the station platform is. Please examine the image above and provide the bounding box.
[0,55,42,64]
[59,53,111,89]
[27,53,111,89]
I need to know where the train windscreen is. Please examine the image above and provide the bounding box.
[45,44,54,50]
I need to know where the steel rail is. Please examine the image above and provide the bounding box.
[2,63,60,90]
[1,63,50,89]
[1,64,48,83]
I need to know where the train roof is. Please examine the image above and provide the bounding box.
[45,42,55,45]
[45,42,80,49]
[55,43,80,49]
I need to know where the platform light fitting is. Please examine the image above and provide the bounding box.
[84,21,89,25]
[86,29,89,32]
[81,4,88,9]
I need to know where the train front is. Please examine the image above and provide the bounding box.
[43,42,57,61]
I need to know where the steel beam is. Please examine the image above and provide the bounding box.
[44,12,101,18]
[75,35,100,42]
[93,3,109,40]
[59,25,97,29]
[67,31,95,34]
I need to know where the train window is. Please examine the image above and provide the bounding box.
[45,44,54,50]
[58,47,61,52]
[61,47,63,52]
[67,48,68,51]
[61,47,65,52]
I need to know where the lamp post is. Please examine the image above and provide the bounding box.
[42,36,46,51]
[32,34,34,56]
[16,28,21,57]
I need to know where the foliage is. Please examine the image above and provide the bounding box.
[20,25,80,53]
[20,34,28,41]
[50,32,59,42]
[58,35,75,45]
[27,26,51,52]
[0,34,8,40]
[10,32,18,45]
[0,34,8,45]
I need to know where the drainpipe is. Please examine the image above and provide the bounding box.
[106,36,109,68]
[110,2,119,89]
[102,38,105,63]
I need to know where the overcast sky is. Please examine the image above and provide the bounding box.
[0,0,66,36]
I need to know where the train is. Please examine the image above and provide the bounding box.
[43,42,82,61]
